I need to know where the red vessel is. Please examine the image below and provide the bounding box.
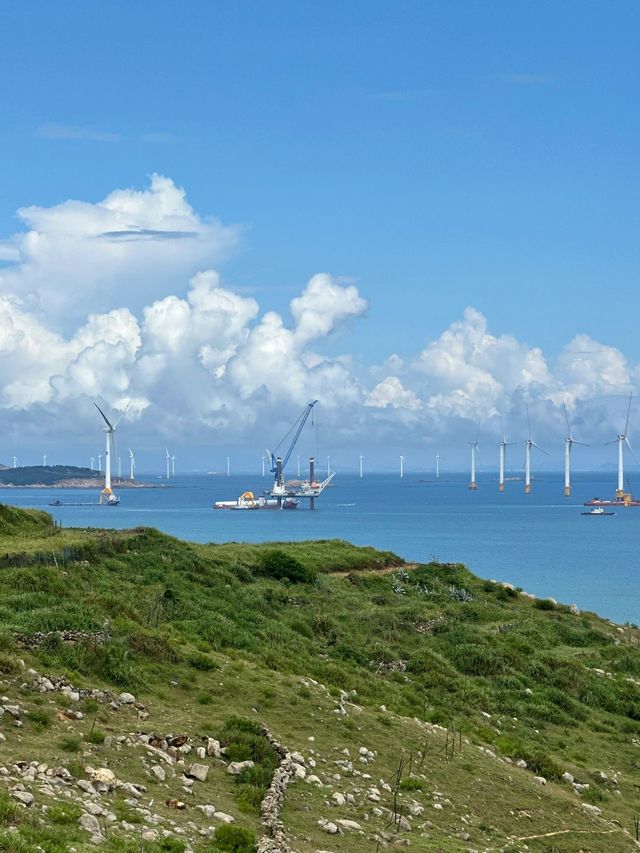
[583,496,640,507]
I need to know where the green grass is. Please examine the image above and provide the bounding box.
[0,505,639,851]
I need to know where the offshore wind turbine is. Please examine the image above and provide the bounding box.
[165,448,171,480]
[94,402,128,506]
[607,394,637,498]
[469,436,480,490]
[90,456,95,471]
[42,453,47,467]
[435,453,440,479]
[226,456,230,477]
[128,449,135,480]
[327,455,331,476]
[117,456,122,479]
[498,422,514,492]
[359,454,364,478]
[524,408,548,494]
[171,454,176,477]
[563,405,587,497]
[97,454,102,473]
[12,456,17,468]
[400,455,405,479]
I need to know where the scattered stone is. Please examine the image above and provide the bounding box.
[151,765,166,782]
[118,692,136,705]
[214,812,235,823]
[78,813,102,835]
[187,763,209,782]
[196,804,217,819]
[534,776,547,785]
[582,803,602,816]
[227,760,254,775]
[11,790,34,806]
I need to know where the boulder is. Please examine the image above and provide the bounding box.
[187,763,209,782]
[226,760,254,775]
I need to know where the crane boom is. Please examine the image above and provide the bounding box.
[269,401,318,478]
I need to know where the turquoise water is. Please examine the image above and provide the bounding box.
[4,471,638,625]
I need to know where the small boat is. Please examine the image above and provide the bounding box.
[581,507,615,516]
[48,499,63,507]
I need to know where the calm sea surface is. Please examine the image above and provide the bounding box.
[4,472,639,625]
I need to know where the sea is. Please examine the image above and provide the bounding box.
[4,471,638,625]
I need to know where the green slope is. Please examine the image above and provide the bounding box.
[0,505,638,851]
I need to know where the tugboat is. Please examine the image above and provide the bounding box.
[581,507,615,516]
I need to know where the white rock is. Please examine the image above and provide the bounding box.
[91,768,117,788]
[78,813,102,835]
[187,763,209,782]
[206,738,221,759]
[562,772,574,783]
[291,751,305,764]
[11,790,34,806]
[118,692,136,705]
[534,776,547,785]
[151,765,166,782]
[336,819,362,831]
[320,821,339,834]
[226,760,254,775]
[213,811,235,823]
[196,804,217,819]
[332,792,346,806]
[582,803,602,816]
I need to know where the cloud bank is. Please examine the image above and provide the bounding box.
[0,175,637,461]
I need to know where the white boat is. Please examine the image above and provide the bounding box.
[581,507,615,516]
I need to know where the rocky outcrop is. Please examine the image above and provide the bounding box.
[14,629,111,650]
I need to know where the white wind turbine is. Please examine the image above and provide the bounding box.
[165,448,171,480]
[42,453,47,467]
[90,456,95,471]
[524,408,548,494]
[97,454,102,473]
[128,449,136,480]
[498,421,515,492]
[171,453,176,477]
[359,454,364,478]
[469,435,480,490]
[607,393,637,498]
[400,455,405,479]
[94,401,128,505]
[12,456,17,468]
[563,405,587,497]
[226,456,230,477]
[435,453,440,479]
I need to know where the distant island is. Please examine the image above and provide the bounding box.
[0,465,153,488]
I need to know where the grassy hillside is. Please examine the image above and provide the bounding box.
[0,506,638,851]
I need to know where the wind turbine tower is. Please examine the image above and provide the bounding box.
[469,438,480,490]
[498,424,514,492]
[90,457,95,471]
[400,455,405,479]
[98,454,102,473]
[12,456,17,469]
[117,456,122,479]
[608,394,636,499]
[42,453,47,467]
[524,409,548,494]
[359,455,364,478]
[171,454,176,477]
[563,405,587,497]
[262,455,266,477]
[94,402,128,506]
[226,456,230,477]
[165,449,171,480]
[128,449,135,480]
[435,453,440,479]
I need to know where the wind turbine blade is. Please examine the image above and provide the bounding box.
[625,437,640,465]
[563,403,572,438]
[532,442,549,455]
[113,400,131,429]
[94,402,114,431]
[604,439,619,446]
[573,440,589,447]
[526,406,532,441]
[624,393,633,437]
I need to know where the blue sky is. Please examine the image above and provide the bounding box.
[0,1,639,468]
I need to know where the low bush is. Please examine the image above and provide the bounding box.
[255,550,315,584]
[211,823,256,851]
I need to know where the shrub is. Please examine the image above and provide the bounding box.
[85,728,107,745]
[48,803,82,825]
[211,824,256,852]
[187,651,219,671]
[59,734,82,752]
[255,550,315,584]
[534,598,557,611]
[26,707,54,730]
[0,791,21,827]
